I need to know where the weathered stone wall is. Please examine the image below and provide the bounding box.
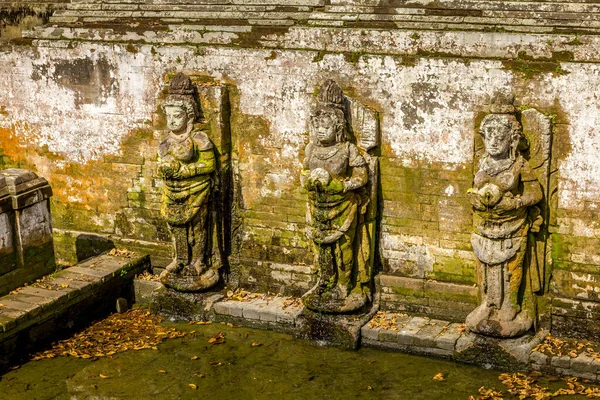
[0,1,66,42]
[2,5,600,328]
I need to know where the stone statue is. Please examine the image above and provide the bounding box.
[465,96,545,338]
[300,80,377,313]
[157,72,219,292]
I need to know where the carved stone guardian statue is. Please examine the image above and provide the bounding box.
[465,95,546,338]
[300,80,377,314]
[157,72,220,292]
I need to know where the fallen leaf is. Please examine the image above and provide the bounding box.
[433,373,445,381]
[208,332,226,345]
[251,342,262,347]
[99,374,110,379]
[188,384,197,390]
[191,356,199,360]
[158,370,166,373]
[194,373,205,378]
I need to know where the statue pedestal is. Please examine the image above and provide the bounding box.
[294,305,378,349]
[454,328,548,370]
[150,286,223,322]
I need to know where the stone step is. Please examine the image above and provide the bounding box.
[212,295,303,333]
[0,252,150,369]
[361,312,465,357]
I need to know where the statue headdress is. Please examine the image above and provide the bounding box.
[163,72,201,123]
[311,80,347,142]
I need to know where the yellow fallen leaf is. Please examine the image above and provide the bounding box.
[188,384,197,390]
[433,373,445,381]
[194,373,205,378]
[158,370,166,373]
[191,356,199,360]
[99,374,110,379]
[251,342,262,347]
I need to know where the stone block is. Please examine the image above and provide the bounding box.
[0,169,54,297]
[242,304,261,320]
[551,355,571,369]
[378,329,399,344]
[571,353,594,373]
[133,279,162,308]
[434,323,462,351]
[397,317,427,346]
[361,326,380,341]
[150,287,222,322]
[529,351,548,367]
[413,319,449,348]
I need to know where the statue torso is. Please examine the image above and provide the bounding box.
[307,142,350,179]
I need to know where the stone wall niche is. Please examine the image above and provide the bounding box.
[0,169,55,296]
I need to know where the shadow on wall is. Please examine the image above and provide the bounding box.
[75,234,115,263]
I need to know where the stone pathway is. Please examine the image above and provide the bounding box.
[0,252,150,368]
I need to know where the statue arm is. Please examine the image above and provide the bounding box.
[343,165,368,192]
[520,179,543,207]
[174,149,216,179]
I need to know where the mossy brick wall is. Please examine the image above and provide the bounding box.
[2,27,600,326]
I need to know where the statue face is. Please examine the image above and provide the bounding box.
[312,114,338,146]
[165,105,188,134]
[482,119,512,158]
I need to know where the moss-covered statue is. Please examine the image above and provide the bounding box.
[301,80,376,313]
[157,72,220,292]
[465,99,545,338]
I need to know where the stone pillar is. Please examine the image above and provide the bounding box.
[0,169,55,295]
[0,176,17,279]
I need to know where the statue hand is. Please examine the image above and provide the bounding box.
[323,179,345,194]
[467,190,486,211]
[171,164,191,179]
[159,160,179,178]
[494,195,520,212]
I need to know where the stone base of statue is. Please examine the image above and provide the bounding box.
[465,303,533,338]
[454,328,547,370]
[150,285,224,322]
[159,267,220,293]
[294,304,378,349]
[302,286,368,314]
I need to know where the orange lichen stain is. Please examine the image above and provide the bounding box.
[0,124,153,221]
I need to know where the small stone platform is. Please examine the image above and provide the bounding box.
[0,252,150,369]
[361,311,600,381]
[212,296,303,335]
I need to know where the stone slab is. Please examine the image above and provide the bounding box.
[211,296,303,335]
[0,252,150,370]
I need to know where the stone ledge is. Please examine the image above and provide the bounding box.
[22,27,600,64]
[212,296,303,334]
[361,311,600,383]
[0,252,150,369]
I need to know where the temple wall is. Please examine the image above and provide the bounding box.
[2,21,600,328]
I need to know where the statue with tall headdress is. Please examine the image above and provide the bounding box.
[157,72,220,292]
[300,80,374,313]
[465,93,545,338]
